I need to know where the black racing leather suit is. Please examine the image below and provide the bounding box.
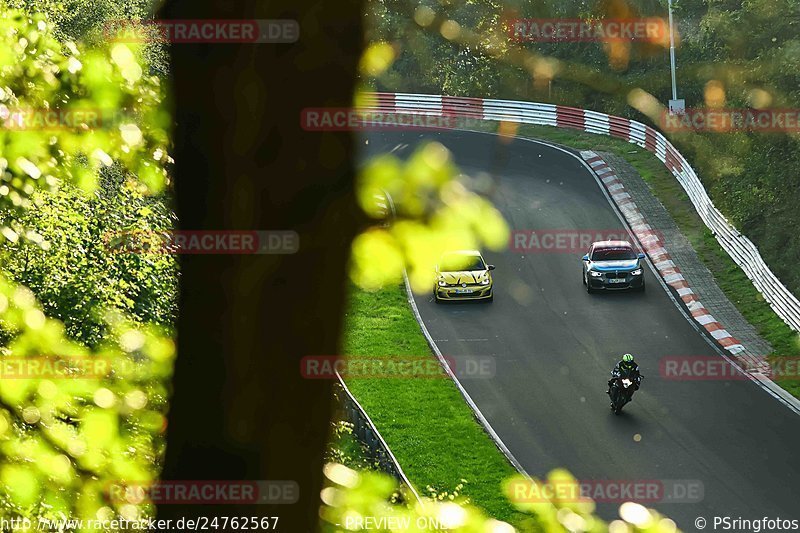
[607,361,642,397]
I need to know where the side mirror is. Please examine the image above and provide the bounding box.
[581,254,589,262]
[487,265,495,271]
[638,253,645,259]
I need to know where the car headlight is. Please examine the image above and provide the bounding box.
[589,271,603,277]
[631,268,643,276]
[438,280,447,287]
[480,278,490,285]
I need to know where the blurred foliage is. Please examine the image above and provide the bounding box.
[352,141,509,292]
[0,287,174,525]
[5,0,168,74]
[320,463,681,532]
[0,167,177,348]
[0,4,174,525]
[0,5,170,207]
[363,0,800,296]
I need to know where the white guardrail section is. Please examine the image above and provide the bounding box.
[361,92,800,333]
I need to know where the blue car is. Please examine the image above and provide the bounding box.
[581,240,646,293]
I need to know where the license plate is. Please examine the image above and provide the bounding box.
[607,278,626,284]
[455,289,473,294]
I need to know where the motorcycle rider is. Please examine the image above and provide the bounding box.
[607,353,642,400]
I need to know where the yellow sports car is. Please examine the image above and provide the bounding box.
[433,250,495,303]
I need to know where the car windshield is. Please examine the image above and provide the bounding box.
[440,254,486,272]
[591,247,637,261]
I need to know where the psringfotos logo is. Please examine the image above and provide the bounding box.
[507,18,668,43]
[300,355,496,379]
[103,230,299,255]
[105,480,299,505]
[712,517,800,532]
[104,19,299,44]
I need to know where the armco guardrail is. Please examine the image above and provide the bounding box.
[359,92,800,334]
[334,375,422,505]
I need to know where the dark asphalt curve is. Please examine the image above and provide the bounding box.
[360,130,800,530]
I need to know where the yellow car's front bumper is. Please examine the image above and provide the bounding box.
[434,284,493,301]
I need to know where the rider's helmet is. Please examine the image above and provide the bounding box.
[621,353,635,366]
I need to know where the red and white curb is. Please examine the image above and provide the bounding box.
[580,150,758,361]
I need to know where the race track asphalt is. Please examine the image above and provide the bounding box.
[360,130,800,530]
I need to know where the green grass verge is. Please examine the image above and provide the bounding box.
[342,283,526,525]
[486,122,800,398]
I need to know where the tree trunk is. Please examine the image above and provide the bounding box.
[158,1,364,530]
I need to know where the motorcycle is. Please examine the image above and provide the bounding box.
[608,371,642,415]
